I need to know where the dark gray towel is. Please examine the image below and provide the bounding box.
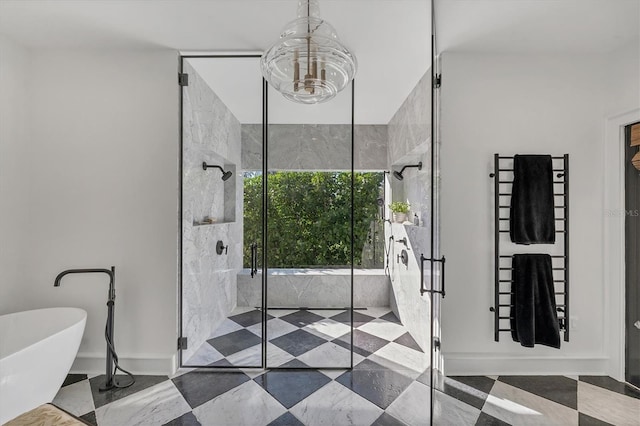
[510,155,556,244]
[510,254,561,349]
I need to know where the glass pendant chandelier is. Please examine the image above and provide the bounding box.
[261,0,357,104]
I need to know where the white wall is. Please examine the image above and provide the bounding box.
[2,48,180,374]
[440,51,639,375]
[0,35,30,313]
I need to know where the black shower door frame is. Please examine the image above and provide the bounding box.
[177,54,355,370]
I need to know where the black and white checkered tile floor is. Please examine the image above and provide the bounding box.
[52,308,640,425]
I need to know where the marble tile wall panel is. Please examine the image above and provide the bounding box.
[386,222,431,352]
[182,61,243,361]
[241,124,388,171]
[237,271,390,308]
[387,69,431,167]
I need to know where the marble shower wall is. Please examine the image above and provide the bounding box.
[385,68,433,352]
[237,270,390,308]
[386,68,433,251]
[241,124,388,171]
[182,61,243,362]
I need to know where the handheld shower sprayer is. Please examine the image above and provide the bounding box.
[54,266,134,392]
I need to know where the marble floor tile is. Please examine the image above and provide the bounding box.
[498,375,577,409]
[303,318,352,340]
[225,343,262,366]
[163,411,202,426]
[394,332,423,352]
[254,368,331,408]
[182,342,224,366]
[431,375,494,410]
[280,310,326,328]
[359,320,407,342]
[228,309,272,327]
[336,359,414,409]
[331,310,376,327]
[290,381,383,426]
[475,411,511,426]
[270,329,328,357]
[209,318,243,338]
[90,374,167,409]
[371,412,406,426]
[369,342,429,380]
[62,374,88,387]
[266,309,300,318]
[79,411,97,425]
[379,311,401,324]
[335,329,390,357]
[386,381,480,426]
[578,412,614,426]
[171,369,250,409]
[296,341,360,368]
[578,381,640,426]
[483,381,578,425]
[266,342,297,367]
[207,328,262,357]
[307,309,346,318]
[53,379,94,417]
[192,380,287,426]
[362,307,392,319]
[246,317,298,340]
[579,375,640,399]
[268,411,305,426]
[95,380,191,426]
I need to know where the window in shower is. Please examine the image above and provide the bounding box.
[243,171,384,269]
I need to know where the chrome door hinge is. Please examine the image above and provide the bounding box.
[177,337,188,350]
[433,74,442,89]
[178,73,189,87]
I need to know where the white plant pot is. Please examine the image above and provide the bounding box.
[393,212,407,223]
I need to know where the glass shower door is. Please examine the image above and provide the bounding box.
[180,56,264,368]
[265,83,354,369]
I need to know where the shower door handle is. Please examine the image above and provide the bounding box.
[420,254,446,298]
[250,243,258,278]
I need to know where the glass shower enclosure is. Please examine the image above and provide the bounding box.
[178,55,354,369]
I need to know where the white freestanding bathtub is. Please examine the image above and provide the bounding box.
[0,307,86,424]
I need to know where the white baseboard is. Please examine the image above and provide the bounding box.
[70,352,177,376]
[443,353,609,376]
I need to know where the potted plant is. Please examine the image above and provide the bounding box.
[389,202,410,223]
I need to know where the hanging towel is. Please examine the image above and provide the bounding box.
[509,155,556,244]
[510,254,561,349]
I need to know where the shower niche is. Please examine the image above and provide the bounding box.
[191,157,236,226]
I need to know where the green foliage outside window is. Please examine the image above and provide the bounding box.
[243,171,384,268]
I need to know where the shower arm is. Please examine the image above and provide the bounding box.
[202,162,224,173]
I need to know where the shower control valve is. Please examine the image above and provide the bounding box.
[216,240,228,255]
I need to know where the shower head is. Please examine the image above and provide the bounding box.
[203,162,233,181]
[392,162,422,180]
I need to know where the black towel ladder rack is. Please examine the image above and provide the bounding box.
[489,153,570,342]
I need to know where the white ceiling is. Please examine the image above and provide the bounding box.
[436,0,639,54]
[1,0,637,123]
[0,0,431,125]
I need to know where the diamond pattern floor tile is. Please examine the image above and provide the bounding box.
[171,369,250,409]
[334,329,390,356]
[270,329,328,357]
[498,375,578,410]
[336,359,414,409]
[207,328,263,357]
[254,368,331,408]
[280,310,326,328]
